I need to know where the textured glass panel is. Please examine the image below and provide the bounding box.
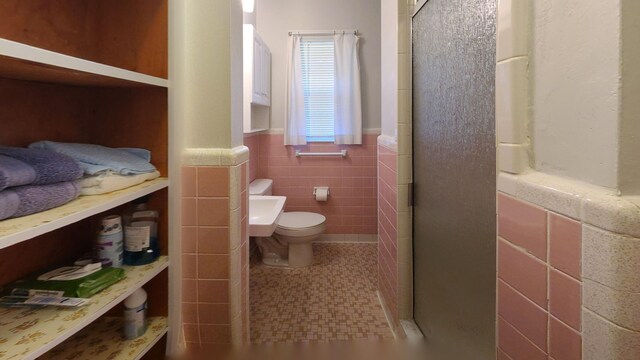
[412,0,497,358]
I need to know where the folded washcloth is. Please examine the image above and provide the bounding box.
[0,155,36,192]
[0,147,83,185]
[0,190,20,220]
[29,141,157,176]
[0,181,80,220]
[79,170,160,196]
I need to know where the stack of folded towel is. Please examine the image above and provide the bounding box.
[29,141,160,196]
[0,147,83,221]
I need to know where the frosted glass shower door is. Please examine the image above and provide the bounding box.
[412,0,497,358]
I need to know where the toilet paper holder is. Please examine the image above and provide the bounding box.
[313,187,330,198]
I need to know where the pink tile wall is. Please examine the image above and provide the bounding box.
[246,133,378,234]
[497,193,582,360]
[182,164,250,347]
[243,134,261,183]
[378,143,398,326]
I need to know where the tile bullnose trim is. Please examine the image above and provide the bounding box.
[583,278,640,332]
[182,146,250,166]
[583,309,640,360]
[377,135,398,151]
[222,146,250,166]
[583,225,640,293]
[264,128,382,135]
[582,193,640,239]
[498,170,640,238]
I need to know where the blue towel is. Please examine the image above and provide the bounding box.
[0,181,81,220]
[0,155,36,192]
[0,147,83,185]
[0,190,20,220]
[30,141,157,176]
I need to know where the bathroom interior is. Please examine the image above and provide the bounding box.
[0,0,638,359]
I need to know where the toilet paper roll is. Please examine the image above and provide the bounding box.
[99,215,122,235]
[315,188,329,202]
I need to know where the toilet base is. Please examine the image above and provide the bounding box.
[255,236,315,268]
[261,254,289,267]
[287,242,313,267]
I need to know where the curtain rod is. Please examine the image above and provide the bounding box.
[288,30,358,36]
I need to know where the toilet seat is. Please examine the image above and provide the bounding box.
[277,212,326,229]
[275,212,326,237]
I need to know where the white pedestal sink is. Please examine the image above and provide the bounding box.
[249,195,286,237]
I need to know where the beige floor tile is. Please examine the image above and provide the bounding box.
[250,243,393,344]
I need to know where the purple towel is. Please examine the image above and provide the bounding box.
[0,147,83,185]
[0,155,36,192]
[0,190,20,220]
[0,181,81,220]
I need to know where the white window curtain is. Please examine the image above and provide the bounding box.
[284,33,362,145]
[284,35,307,145]
[333,33,362,145]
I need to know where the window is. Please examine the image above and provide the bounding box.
[300,38,335,142]
[285,33,361,146]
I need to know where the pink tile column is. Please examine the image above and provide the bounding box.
[377,143,398,327]
[239,162,250,344]
[497,193,582,360]
[181,163,249,348]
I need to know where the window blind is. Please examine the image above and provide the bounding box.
[300,38,335,142]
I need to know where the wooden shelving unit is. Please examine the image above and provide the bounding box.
[40,317,168,360]
[0,257,169,360]
[0,39,169,88]
[0,1,171,358]
[0,179,169,251]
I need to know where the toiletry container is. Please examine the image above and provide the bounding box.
[95,215,124,267]
[123,287,148,339]
[123,198,160,266]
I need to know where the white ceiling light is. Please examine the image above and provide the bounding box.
[242,0,255,13]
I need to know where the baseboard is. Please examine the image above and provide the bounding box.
[400,319,424,342]
[376,290,399,339]
[314,234,377,243]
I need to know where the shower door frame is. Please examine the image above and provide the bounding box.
[407,0,497,357]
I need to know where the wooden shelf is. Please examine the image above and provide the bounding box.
[0,178,169,251]
[0,39,169,88]
[0,256,169,360]
[41,317,168,360]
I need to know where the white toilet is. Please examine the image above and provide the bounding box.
[250,179,326,268]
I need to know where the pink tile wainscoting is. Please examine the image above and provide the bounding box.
[243,134,261,183]
[497,193,582,360]
[181,162,250,347]
[498,194,548,260]
[244,133,379,234]
[378,143,398,326]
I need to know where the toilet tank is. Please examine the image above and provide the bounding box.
[249,179,273,195]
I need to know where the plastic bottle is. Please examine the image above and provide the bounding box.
[123,287,148,339]
[95,215,124,267]
[123,198,160,266]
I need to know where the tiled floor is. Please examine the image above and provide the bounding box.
[250,243,393,344]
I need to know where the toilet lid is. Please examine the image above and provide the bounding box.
[277,212,326,229]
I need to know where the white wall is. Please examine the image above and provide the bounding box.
[255,0,381,130]
[530,0,621,189]
[380,0,398,137]
[179,0,243,149]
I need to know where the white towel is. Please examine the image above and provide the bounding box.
[79,171,160,196]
